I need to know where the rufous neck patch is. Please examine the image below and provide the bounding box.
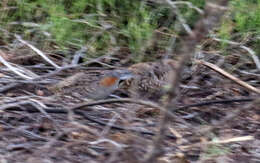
[100,76,118,87]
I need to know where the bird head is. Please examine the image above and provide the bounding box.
[99,69,133,88]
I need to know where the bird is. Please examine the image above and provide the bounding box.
[121,59,178,101]
[49,69,133,100]
[85,69,133,100]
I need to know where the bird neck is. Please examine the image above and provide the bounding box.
[99,76,119,87]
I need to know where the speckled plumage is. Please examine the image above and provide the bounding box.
[123,59,177,101]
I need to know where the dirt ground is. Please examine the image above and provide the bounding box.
[0,48,259,162]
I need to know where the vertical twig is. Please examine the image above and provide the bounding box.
[143,1,229,162]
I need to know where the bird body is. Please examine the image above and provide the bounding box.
[122,59,177,101]
[49,59,176,101]
[49,69,133,100]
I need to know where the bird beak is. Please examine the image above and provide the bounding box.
[119,73,134,80]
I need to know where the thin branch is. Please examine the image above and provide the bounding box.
[69,98,161,110]
[0,53,114,93]
[99,112,120,138]
[212,37,260,70]
[165,0,193,35]
[69,98,184,122]
[76,110,177,139]
[169,1,204,14]
[180,135,254,150]
[15,34,60,69]
[143,0,230,162]
[71,46,87,65]
[0,50,33,79]
[196,98,259,139]
[89,138,127,148]
[197,60,260,94]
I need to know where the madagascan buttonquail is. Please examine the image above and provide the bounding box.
[49,69,133,100]
[123,59,177,101]
[85,69,133,100]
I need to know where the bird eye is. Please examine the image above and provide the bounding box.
[119,80,124,85]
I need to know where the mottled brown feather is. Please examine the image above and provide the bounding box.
[122,59,177,101]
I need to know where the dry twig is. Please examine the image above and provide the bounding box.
[0,50,34,79]
[143,0,230,162]
[15,34,60,69]
[180,135,254,150]
[212,37,260,70]
[197,60,260,94]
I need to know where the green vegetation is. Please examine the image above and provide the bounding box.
[231,0,260,34]
[203,144,230,159]
[0,0,202,62]
[218,0,260,55]
[0,0,259,62]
